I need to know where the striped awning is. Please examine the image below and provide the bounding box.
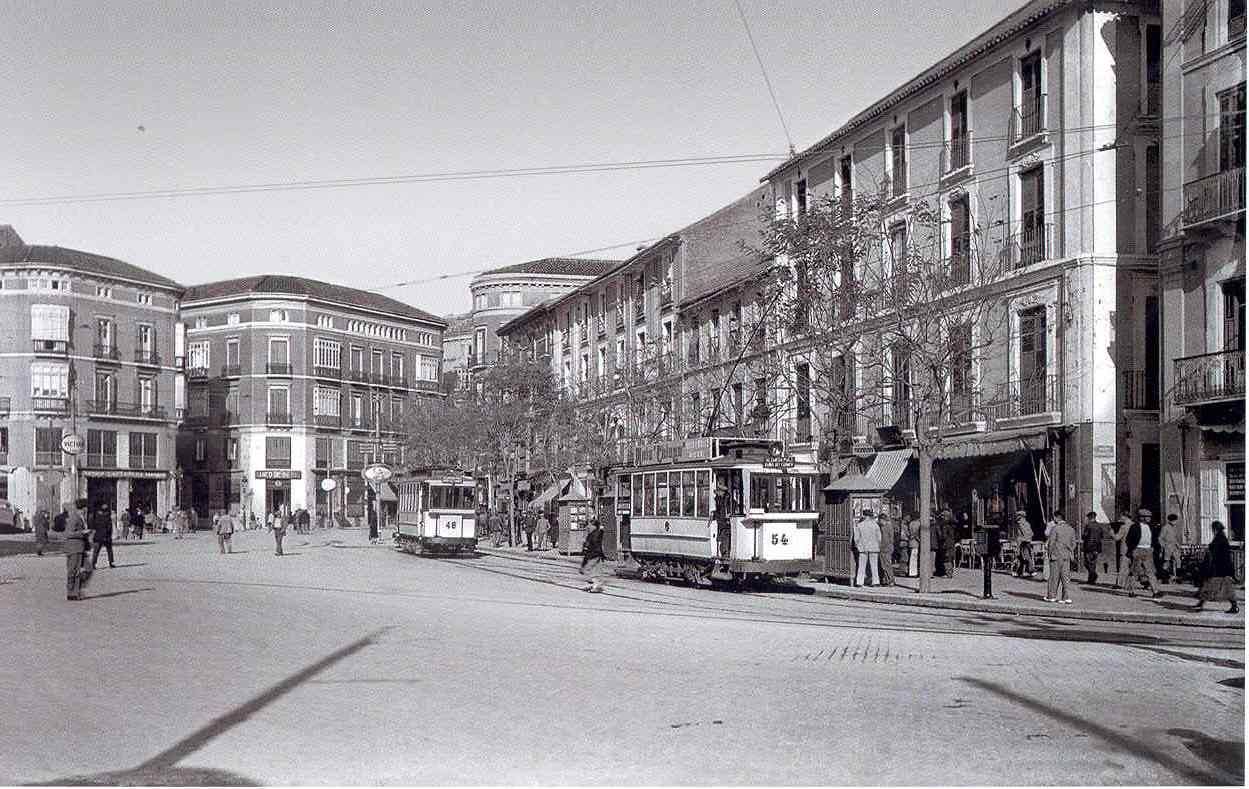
[931,427,1047,459]
[527,480,562,510]
[824,449,914,492]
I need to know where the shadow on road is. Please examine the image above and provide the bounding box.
[84,588,154,600]
[106,563,146,569]
[960,677,1241,785]
[30,628,389,787]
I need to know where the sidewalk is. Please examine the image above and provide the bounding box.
[477,545,1244,629]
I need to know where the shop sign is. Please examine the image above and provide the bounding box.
[61,433,85,455]
[362,464,393,483]
[762,452,796,471]
[1228,463,1245,502]
[81,469,168,480]
[255,469,302,480]
[320,478,337,492]
[635,437,713,467]
[1093,444,1115,458]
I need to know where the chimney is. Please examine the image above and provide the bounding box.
[0,225,23,248]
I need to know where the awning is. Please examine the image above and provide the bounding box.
[824,449,913,492]
[1198,420,1245,434]
[559,476,591,502]
[930,428,1048,460]
[528,480,562,510]
[380,482,398,503]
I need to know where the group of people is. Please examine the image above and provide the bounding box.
[484,507,555,550]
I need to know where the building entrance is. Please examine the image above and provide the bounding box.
[131,479,158,516]
[86,478,117,518]
[265,481,289,519]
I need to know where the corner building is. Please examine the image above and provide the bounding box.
[177,276,446,522]
[0,226,181,517]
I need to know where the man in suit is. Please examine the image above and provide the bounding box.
[1081,512,1106,584]
[65,499,92,600]
[1045,509,1077,603]
[89,503,115,569]
[852,509,881,588]
[1125,508,1163,598]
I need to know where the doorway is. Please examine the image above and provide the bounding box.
[87,478,117,519]
[1140,443,1161,517]
[131,479,158,516]
[265,482,289,518]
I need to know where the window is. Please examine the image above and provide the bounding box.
[474,327,487,362]
[371,349,384,375]
[137,377,156,412]
[225,338,240,369]
[1019,306,1049,414]
[418,355,438,381]
[188,387,209,418]
[269,309,288,322]
[890,125,907,196]
[35,427,62,466]
[187,340,210,371]
[731,382,743,427]
[948,196,971,284]
[1231,0,1246,39]
[136,292,152,305]
[267,387,289,417]
[391,352,404,379]
[655,473,668,517]
[0,427,7,463]
[838,155,853,212]
[695,470,710,518]
[614,337,626,370]
[30,304,69,340]
[1018,51,1044,138]
[796,362,811,440]
[1146,25,1161,115]
[227,438,239,467]
[265,436,292,469]
[95,371,115,405]
[225,387,239,420]
[193,317,208,330]
[30,362,69,397]
[137,324,155,355]
[597,347,606,378]
[268,337,290,367]
[350,346,364,372]
[473,294,487,310]
[314,437,331,468]
[1219,83,1246,173]
[193,438,206,464]
[949,91,970,170]
[890,345,912,428]
[314,386,341,417]
[95,285,112,298]
[1020,167,1046,265]
[1224,280,1246,352]
[795,178,807,216]
[86,429,117,467]
[129,432,157,469]
[315,338,341,370]
[753,376,768,426]
[227,312,240,325]
[950,323,973,410]
[95,318,114,350]
[351,393,365,427]
[317,315,332,328]
[888,222,907,280]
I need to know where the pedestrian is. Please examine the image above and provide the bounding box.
[144,508,157,537]
[1013,511,1036,578]
[939,509,958,578]
[852,509,881,587]
[1157,513,1183,582]
[1045,509,1076,604]
[1124,509,1163,599]
[1110,515,1130,587]
[298,507,311,535]
[214,511,234,554]
[535,510,551,550]
[114,508,126,541]
[33,507,49,556]
[877,511,896,586]
[1195,521,1240,614]
[489,509,503,548]
[1081,512,1106,584]
[897,514,911,578]
[906,516,920,577]
[52,504,68,536]
[64,498,92,601]
[928,516,942,578]
[127,506,142,540]
[523,510,535,551]
[89,503,116,569]
[977,519,1003,599]
[270,506,288,556]
[579,516,608,593]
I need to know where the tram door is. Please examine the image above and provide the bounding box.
[819,491,855,579]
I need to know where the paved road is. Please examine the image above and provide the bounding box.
[0,529,1242,785]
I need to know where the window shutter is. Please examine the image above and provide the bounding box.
[1198,461,1224,544]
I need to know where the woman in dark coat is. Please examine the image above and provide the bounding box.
[1195,521,1239,614]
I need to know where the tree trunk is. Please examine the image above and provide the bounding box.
[917,447,933,594]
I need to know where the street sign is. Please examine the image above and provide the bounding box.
[255,469,302,480]
[762,452,796,471]
[60,433,85,455]
[320,478,337,492]
[362,464,393,483]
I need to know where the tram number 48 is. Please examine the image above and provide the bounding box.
[770,534,790,546]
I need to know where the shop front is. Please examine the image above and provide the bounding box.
[820,449,917,581]
[256,469,301,517]
[82,469,169,519]
[930,429,1054,538]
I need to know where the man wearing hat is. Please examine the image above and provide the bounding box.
[852,509,881,587]
[1124,508,1163,598]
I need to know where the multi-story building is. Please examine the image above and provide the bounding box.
[439,313,475,393]
[1159,0,1245,544]
[177,275,446,521]
[0,226,182,517]
[465,258,618,384]
[761,0,1165,524]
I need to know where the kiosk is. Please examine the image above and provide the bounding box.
[557,476,592,555]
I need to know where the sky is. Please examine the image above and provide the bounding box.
[0,0,1021,316]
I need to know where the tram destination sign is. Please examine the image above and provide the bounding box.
[762,452,797,471]
[635,437,713,467]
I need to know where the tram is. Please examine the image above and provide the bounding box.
[614,436,821,586]
[394,472,479,555]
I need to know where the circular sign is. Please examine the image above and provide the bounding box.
[60,433,85,455]
[362,464,393,483]
[320,479,337,492]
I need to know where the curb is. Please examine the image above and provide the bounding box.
[478,547,1243,629]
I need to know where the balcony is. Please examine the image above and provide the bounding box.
[687,343,700,367]
[83,453,117,469]
[369,371,389,386]
[941,132,972,177]
[92,344,120,363]
[634,299,645,322]
[134,349,161,366]
[1122,369,1160,411]
[35,451,63,467]
[85,399,118,415]
[315,414,342,429]
[706,339,721,363]
[266,411,293,426]
[390,375,409,389]
[596,315,606,336]
[32,339,69,356]
[0,396,9,417]
[348,369,370,384]
[220,364,242,378]
[183,413,208,427]
[615,308,625,330]
[132,455,158,470]
[1173,349,1245,406]
[944,238,973,288]
[31,397,70,415]
[660,280,673,308]
[1183,168,1245,229]
[999,223,1055,270]
[313,364,342,380]
[411,378,440,392]
[578,325,588,346]
[187,367,210,381]
[267,362,293,376]
[89,401,169,420]
[1010,93,1047,145]
[976,374,1061,429]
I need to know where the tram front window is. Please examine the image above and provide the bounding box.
[750,474,796,512]
[426,485,474,510]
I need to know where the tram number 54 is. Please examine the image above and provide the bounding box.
[770,534,789,546]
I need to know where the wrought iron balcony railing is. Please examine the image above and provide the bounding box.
[134,349,161,366]
[313,364,342,379]
[315,414,342,428]
[1122,369,1160,411]
[92,344,120,362]
[267,362,293,376]
[187,366,210,380]
[976,373,1060,426]
[31,397,70,414]
[1183,168,1245,228]
[220,364,242,378]
[942,132,972,174]
[1012,92,1046,141]
[0,396,9,416]
[1173,349,1245,406]
[266,411,293,425]
[32,339,69,355]
[999,222,1055,270]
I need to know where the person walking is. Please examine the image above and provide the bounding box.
[580,517,608,593]
[89,503,116,569]
[214,511,235,554]
[64,498,92,601]
[1013,511,1036,578]
[905,516,920,577]
[897,514,911,578]
[535,510,551,550]
[488,509,503,548]
[33,507,49,556]
[1158,513,1183,582]
[938,509,958,578]
[1081,512,1106,584]
[271,506,288,556]
[1195,521,1240,614]
[298,507,311,536]
[523,511,535,551]
[1045,511,1077,603]
[144,508,157,537]
[1110,515,1131,587]
[852,509,881,587]
[978,519,1003,599]
[1124,509,1163,598]
[877,511,896,586]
